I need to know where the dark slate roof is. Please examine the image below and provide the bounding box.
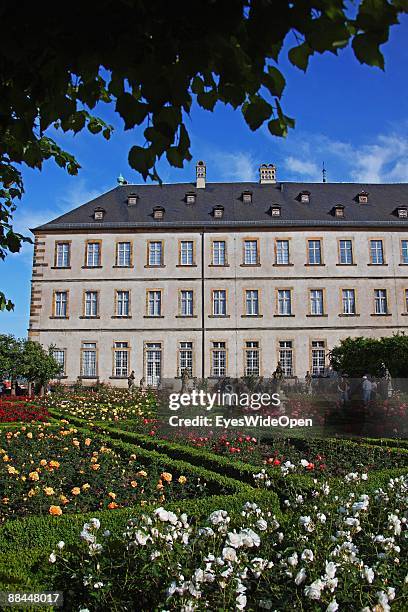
[32,182,408,231]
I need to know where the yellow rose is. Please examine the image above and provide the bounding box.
[28,488,37,497]
[49,460,60,469]
[178,476,187,484]
[137,470,147,477]
[84,438,92,446]
[29,471,39,481]
[161,472,172,483]
[108,492,116,499]
[40,459,47,466]
[71,487,81,496]
[44,487,55,496]
[82,483,91,491]
[130,481,138,488]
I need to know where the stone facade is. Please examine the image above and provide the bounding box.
[29,219,408,385]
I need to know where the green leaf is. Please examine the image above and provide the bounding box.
[116,94,149,129]
[262,66,286,98]
[166,147,184,168]
[242,96,272,130]
[288,42,313,71]
[352,33,385,69]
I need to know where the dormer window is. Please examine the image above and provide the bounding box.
[299,190,311,203]
[396,206,408,218]
[268,204,281,217]
[242,191,252,204]
[357,191,369,203]
[93,207,105,221]
[185,192,196,204]
[153,206,165,220]
[127,193,139,206]
[333,204,345,218]
[213,205,224,219]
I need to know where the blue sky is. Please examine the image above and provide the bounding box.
[1,16,407,338]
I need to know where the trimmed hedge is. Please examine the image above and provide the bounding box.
[0,489,280,591]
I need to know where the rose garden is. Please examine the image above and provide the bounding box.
[0,378,407,611]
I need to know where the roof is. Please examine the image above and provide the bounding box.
[32,181,408,232]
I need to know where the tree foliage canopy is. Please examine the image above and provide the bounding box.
[329,334,408,378]
[0,334,62,387]
[0,0,407,308]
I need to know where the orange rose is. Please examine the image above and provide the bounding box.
[40,459,47,466]
[84,438,92,446]
[49,460,60,469]
[49,505,63,516]
[161,472,172,483]
[71,487,81,496]
[107,501,118,509]
[59,495,69,505]
[130,481,138,488]
[91,464,100,471]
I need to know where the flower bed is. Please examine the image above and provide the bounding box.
[0,423,235,521]
[48,474,408,611]
[43,387,157,423]
[0,397,49,423]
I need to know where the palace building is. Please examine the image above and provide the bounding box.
[29,162,408,386]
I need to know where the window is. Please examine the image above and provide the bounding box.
[311,341,326,376]
[270,205,281,217]
[55,242,70,268]
[370,240,384,265]
[402,240,408,264]
[54,291,68,318]
[116,290,130,317]
[242,191,252,204]
[185,192,196,204]
[85,242,101,267]
[114,342,129,377]
[245,290,259,316]
[277,290,292,316]
[145,343,162,387]
[397,207,408,218]
[213,290,227,316]
[147,290,162,317]
[153,206,165,220]
[212,241,226,265]
[310,289,324,316]
[52,349,65,375]
[339,240,353,265]
[180,241,194,266]
[84,291,98,317]
[180,290,194,316]
[81,343,97,377]
[342,289,356,315]
[179,342,193,376]
[300,191,310,203]
[245,341,260,376]
[278,341,293,376]
[148,241,163,266]
[213,205,224,218]
[211,342,226,377]
[307,240,322,265]
[243,240,258,265]
[116,242,131,267]
[276,240,290,265]
[94,208,105,220]
[374,289,388,315]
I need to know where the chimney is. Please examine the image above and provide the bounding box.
[196,160,206,189]
[259,163,276,184]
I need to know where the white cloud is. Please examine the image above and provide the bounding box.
[209,151,256,182]
[270,125,408,183]
[283,156,321,181]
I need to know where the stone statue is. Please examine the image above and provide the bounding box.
[181,368,190,393]
[139,376,146,390]
[127,370,135,390]
[305,371,312,395]
[384,367,393,398]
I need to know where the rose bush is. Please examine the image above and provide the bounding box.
[49,475,408,610]
[0,423,205,520]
